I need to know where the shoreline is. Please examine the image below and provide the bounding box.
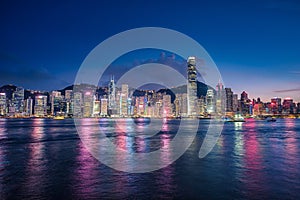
[1,116,300,120]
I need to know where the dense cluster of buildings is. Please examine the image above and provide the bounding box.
[1,57,300,118]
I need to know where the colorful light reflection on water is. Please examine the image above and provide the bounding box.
[0,118,299,199]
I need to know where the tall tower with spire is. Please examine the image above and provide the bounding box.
[187,56,197,117]
[108,75,116,115]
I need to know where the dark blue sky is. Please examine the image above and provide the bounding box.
[1,0,300,101]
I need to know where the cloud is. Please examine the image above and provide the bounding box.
[102,51,207,84]
[289,71,300,75]
[0,52,70,90]
[0,66,63,82]
[0,66,70,90]
[273,88,300,93]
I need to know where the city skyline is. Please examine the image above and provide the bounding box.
[1,78,300,118]
[1,0,300,102]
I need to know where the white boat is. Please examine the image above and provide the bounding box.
[225,114,246,122]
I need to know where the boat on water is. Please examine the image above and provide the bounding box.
[132,116,151,124]
[53,115,65,120]
[266,117,276,122]
[53,111,65,120]
[225,114,246,122]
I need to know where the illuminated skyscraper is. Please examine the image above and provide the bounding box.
[163,94,172,117]
[283,98,293,114]
[174,93,188,117]
[197,96,206,116]
[187,56,197,117]
[25,97,33,116]
[65,90,73,115]
[206,89,215,114]
[216,82,225,115]
[271,97,282,114]
[135,96,146,116]
[65,90,73,101]
[73,92,82,117]
[233,94,239,112]
[108,76,116,115]
[34,95,47,117]
[174,95,180,117]
[83,91,93,117]
[154,101,162,118]
[13,87,24,113]
[100,98,108,116]
[0,93,6,116]
[127,98,133,116]
[240,91,251,115]
[120,84,129,116]
[241,91,248,102]
[225,88,233,112]
[93,96,100,117]
[50,91,62,115]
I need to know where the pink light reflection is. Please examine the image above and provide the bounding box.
[283,119,299,173]
[73,139,100,199]
[155,133,176,198]
[242,120,265,197]
[23,118,46,196]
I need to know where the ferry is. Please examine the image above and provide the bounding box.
[225,113,246,123]
[132,116,151,124]
[266,117,276,122]
[53,111,65,120]
[53,115,65,120]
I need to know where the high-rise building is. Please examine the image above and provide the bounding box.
[65,90,73,101]
[65,90,73,115]
[206,89,215,114]
[174,96,180,117]
[66,101,72,115]
[162,94,172,117]
[83,91,93,117]
[135,96,146,116]
[233,94,239,112]
[0,93,7,116]
[225,88,233,112]
[198,96,206,116]
[127,98,133,116]
[253,101,264,116]
[241,91,248,102]
[175,93,188,117]
[34,95,47,117]
[25,97,33,116]
[73,92,82,117]
[100,98,108,116]
[187,56,197,117]
[271,97,282,114]
[181,93,188,117]
[120,84,129,116]
[13,87,24,113]
[51,91,62,115]
[282,98,293,114]
[108,76,116,115]
[216,82,225,115]
[240,91,250,115]
[93,96,100,117]
[154,101,162,118]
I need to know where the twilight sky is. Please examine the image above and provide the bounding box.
[1,0,300,102]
